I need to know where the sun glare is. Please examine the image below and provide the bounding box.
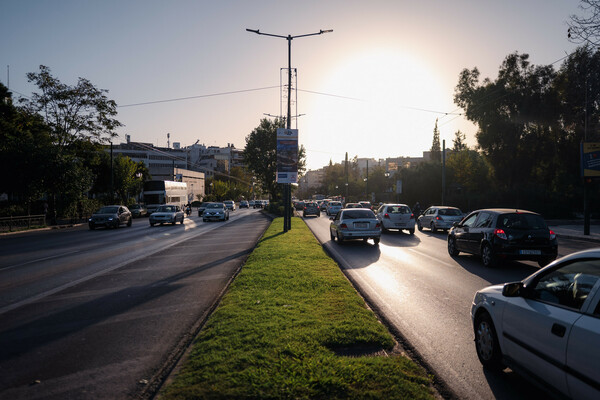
[304,49,450,167]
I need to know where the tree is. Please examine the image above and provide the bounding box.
[243,118,306,201]
[452,130,468,152]
[21,65,122,149]
[18,66,123,221]
[454,53,558,194]
[568,0,600,46]
[430,119,441,163]
[0,83,54,212]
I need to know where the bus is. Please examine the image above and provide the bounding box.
[143,180,188,214]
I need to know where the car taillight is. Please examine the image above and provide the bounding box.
[436,216,443,221]
[375,222,381,228]
[340,223,348,229]
[549,229,556,240]
[384,213,390,219]
[410,213,414,219]
[494,229,507,240]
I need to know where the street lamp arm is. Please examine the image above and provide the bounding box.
[246,28,333,40]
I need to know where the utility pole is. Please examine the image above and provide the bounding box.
[247,28,332,232]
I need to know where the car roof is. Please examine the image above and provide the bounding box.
[471,208,540,215]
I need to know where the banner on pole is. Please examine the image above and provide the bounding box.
[276,128,298,183]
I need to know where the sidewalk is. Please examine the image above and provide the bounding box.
[548,221,600,243]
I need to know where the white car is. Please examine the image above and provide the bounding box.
[471,248,600,400]
[375,203,415,234]
[224,200,236,211]
[202,202,230,222]
[326,201,342,216]
[149,204,185,226]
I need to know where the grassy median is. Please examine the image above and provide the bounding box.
[160,217,434,399]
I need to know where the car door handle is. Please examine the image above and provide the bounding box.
[551,323,566,338]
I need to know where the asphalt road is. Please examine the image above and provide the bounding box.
[303,211,598,400]
[0,208,271,400]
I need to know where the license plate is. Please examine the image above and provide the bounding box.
[355,222,369,228]
[520,249,541,255]
[395,223,406,227]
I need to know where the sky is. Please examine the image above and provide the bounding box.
[0,0,584,171]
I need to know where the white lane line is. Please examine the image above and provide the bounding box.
[0,250,81,272]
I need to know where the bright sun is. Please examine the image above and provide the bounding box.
[303,48,451,168]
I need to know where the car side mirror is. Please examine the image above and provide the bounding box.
[502,282,524,297]
[452,222,460,228]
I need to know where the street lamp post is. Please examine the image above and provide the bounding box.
[247,27,332,232]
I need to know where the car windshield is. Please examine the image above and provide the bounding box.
[157,206,176,212]
[497,213,548,230]
[200,203,209,207]
[439,208,462,216]
[207,203,224,209]
[330,202,342,206]
[343,210,375,219]
[387,205,411,214]
[129,204,140,210]
[97,206,119,214]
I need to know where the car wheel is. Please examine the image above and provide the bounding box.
[417,220,423,231]
[381,224,388,233]
[430,222,437,233]
[203,218,207,222]
[180,217,184,224]
[448,237,459,256]
[336,232,344,244]
[330,230,335,241]
[89,224,95,230]
[127,217,132,227]
[481,244,497,267]
[408,228,415,235]
[373,237,380,245]
[474,312,504,371]
[150,222,155,227]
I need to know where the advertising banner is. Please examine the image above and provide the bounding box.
[276,128,298,183]
[581,142,600,178]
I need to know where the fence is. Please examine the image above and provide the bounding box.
[0,215,46,233]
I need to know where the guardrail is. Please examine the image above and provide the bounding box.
[0,214,46,233]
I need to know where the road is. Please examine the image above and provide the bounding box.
[303,211,597,400]
[0,208,270,400]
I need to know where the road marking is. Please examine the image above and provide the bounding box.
[0,250,81,271]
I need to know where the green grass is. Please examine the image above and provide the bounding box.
[160,217,434,399]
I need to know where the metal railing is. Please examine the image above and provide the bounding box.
[0,215,46,232]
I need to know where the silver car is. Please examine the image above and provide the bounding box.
[330,208,381,245]
[149,204,185,226]
[89,205,132,230]
[417,206,463,232]
[326,201,343,216]
[376,204,415,234]
[471,248,600,399]
[202,202,230,222]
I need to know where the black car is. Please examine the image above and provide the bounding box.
[447,209,557,267]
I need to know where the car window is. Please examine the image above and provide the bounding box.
[343,210,375,219]
[388,206,410,214]
[474,212,493,228]
[498,213,548,230]
[461,213,478,227]
[439,208,461,216]
[530,259,600,310]
[98,206,119,214]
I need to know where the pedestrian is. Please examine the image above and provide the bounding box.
[413,202,421,216]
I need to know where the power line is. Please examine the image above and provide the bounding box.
[117,86,280,108]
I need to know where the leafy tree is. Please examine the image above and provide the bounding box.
[20,65,122,149]
[244,118,306,201]
[17,66,123,221]
[568,0,600,46]
[0,83,54,213]
[454,52,558,196]
[430,119,441,163]
[452,130,468,152]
